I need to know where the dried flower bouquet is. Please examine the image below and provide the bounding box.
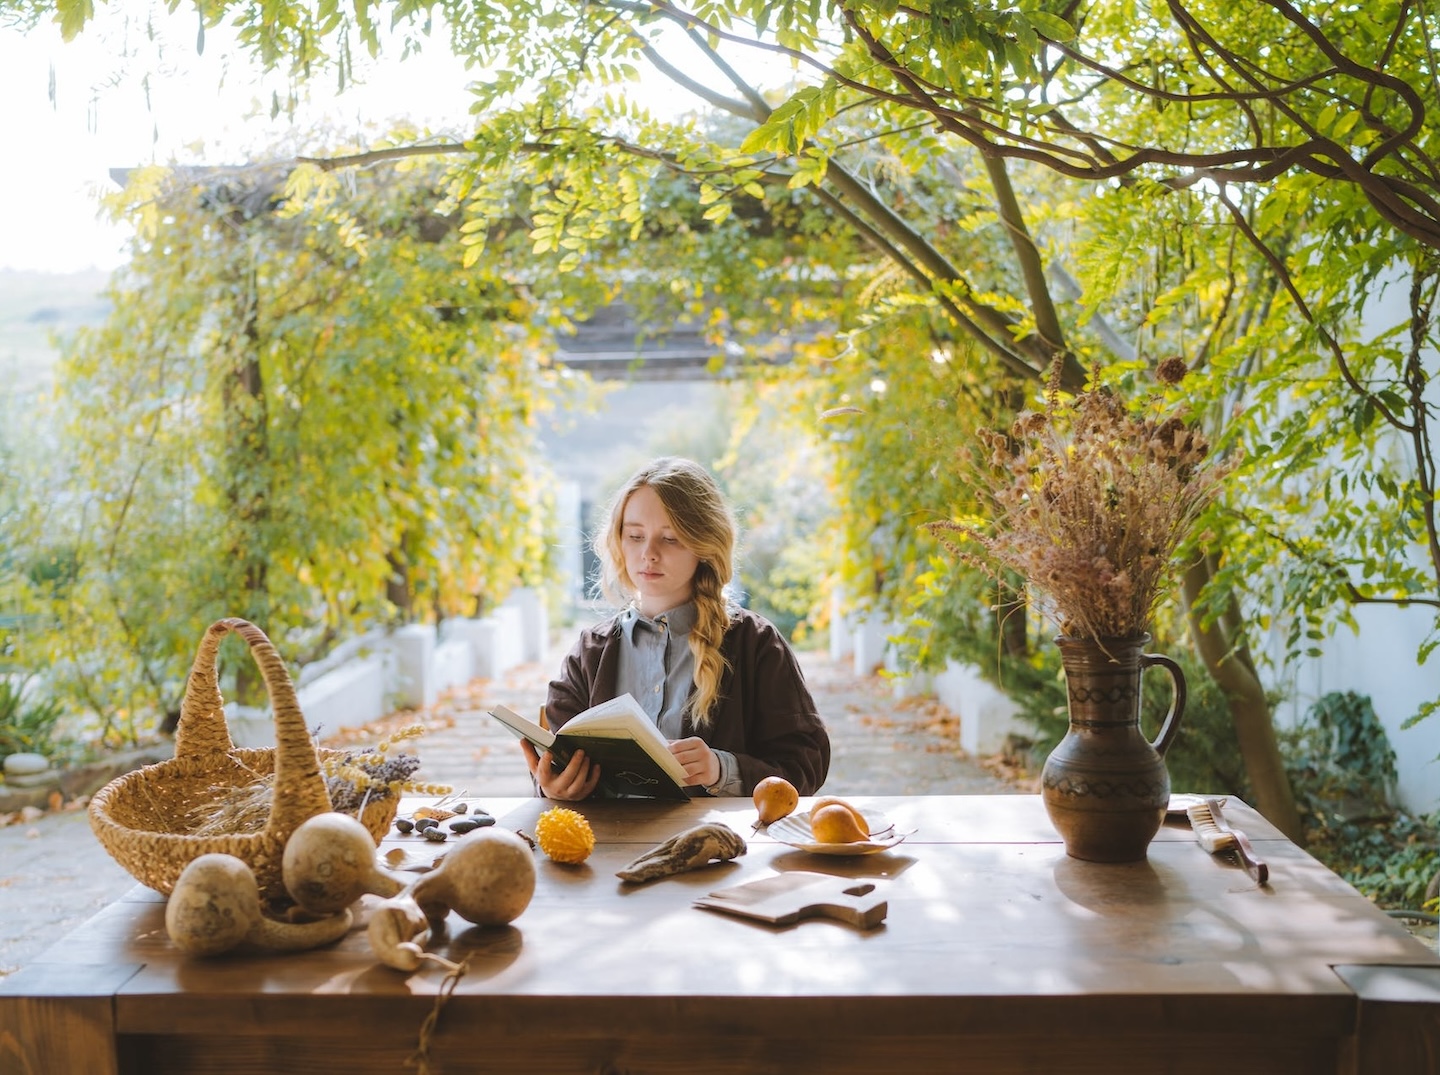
[930,366,1231,643]
[189,723,449,837]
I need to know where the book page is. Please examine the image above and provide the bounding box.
[564,694,688,784]
[565,694,664,744]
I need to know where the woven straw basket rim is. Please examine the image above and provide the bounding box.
[88,616,392,900]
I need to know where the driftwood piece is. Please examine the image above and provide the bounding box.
[616,823,747,884]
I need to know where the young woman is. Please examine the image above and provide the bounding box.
[522,456,830,799]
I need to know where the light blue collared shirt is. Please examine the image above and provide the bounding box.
[616,602,741,795]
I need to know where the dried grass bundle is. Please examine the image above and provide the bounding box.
[188,724,448,837]
[930,362,1231,641]
[190,779,274,837]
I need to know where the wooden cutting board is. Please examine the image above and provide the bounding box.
[694,871,888,929]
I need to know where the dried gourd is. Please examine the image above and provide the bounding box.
[282,812,404,915]
[166,853,352,957]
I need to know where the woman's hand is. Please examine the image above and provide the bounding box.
[521,741,601,801]
[668,736,721,788]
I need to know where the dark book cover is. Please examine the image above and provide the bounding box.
[549,733,690,800]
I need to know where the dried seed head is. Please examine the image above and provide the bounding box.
[1011,410,1047,438]
[926,374,1232,641]
[1156,356,1189,385]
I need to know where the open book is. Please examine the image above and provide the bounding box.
[488,693,691,800]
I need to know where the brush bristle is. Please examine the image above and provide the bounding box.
[1186,802,1237,854]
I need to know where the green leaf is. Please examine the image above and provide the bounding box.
[1023,10,1074,41]
[741,118,787,155]
[56,0,96,39]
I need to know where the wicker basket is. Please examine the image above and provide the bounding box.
[89,617,397,903]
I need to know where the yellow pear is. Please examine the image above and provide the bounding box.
[752,776,799,825]
[810,803,869,844]
[808,796,869,835]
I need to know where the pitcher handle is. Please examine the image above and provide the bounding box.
[1139,652,1187,758]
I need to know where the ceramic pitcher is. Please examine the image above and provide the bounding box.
[1040,634,1187,863]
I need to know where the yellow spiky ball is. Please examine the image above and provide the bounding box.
[534,806,596,864]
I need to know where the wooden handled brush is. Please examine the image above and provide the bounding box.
[1186,797,1269,886]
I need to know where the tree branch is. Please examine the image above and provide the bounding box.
[298,143,474,170]
[980,154,1080,379]
[614,3,1071,385]
[805,181,1051,382]
[1231,508,1440,609]
[633,39,757,118]
[1213,185,1415,433]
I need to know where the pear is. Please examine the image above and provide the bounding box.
[810,803,869,844]
[752,776,799,826]
[808,796,869,835]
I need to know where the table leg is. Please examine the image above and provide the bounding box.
[0,962,136,1075]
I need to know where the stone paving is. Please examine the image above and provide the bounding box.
[0,633,1024,980]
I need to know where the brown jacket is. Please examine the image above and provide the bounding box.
[545,608,830,795]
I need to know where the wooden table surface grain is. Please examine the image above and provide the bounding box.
[3,794,1437,1075]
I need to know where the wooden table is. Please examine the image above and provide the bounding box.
[3,795,1438,1074]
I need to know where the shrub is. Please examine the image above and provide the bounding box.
[0,676,66,763]
[1284,691,1439,910]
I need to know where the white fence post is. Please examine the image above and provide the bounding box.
[386,623,437,711]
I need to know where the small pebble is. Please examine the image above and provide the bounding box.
[449,818,481,834]
[3,753,50,777]
[422,827,449,842]
[394,818,415,834]
[453,803,469,814]
[415,817,439,832]
[470,814,496,828]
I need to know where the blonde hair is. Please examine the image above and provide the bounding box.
[596,457,737,728]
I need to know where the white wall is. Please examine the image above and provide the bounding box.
[832,600,1028,760]
[1256,268,1440,815]
[1268,603,1440,815]
[225,589,548,748]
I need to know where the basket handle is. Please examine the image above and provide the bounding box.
[175,617,333,834]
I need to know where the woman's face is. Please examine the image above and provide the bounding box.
[621,484,702,617]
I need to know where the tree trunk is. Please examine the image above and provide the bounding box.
[1182,557,1305,843]
[997,596,1029,658]
[223,262,270,707]
[386,547,414,621]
